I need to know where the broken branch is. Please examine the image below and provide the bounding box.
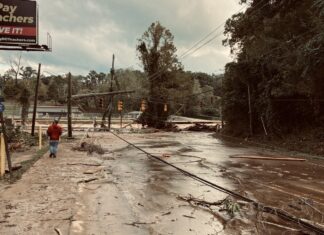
[77,177,99,184]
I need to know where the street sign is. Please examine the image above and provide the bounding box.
[0,103,5,112]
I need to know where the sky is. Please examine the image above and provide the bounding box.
[0,0,243,76]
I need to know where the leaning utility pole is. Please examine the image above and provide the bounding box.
[31,63,41,136]
[108,54,115,130]
[67,73,72,138]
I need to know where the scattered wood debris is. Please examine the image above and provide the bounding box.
[72,142,105,155]
[161,211,171,216]
[124,221,156,227]
[258,221,300,232]
[185,123,220,132]
[177,194,225,207]
[230,155,306,161]
[178,194,240,218]
[163,123,181,132]
[9,143,23,151]
[162,153,171,158]
[54,228,62,235]
[83,167,105,175]
[77,177,99,184]
[7,126,38,151]
[67,163,102,167]
[183,215,195,219]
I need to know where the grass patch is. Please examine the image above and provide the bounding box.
[1,147,49,183]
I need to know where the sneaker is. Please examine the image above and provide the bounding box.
[49,153,53,158]
[53,154,56,158]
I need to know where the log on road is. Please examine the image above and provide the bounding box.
[230,155,306,161]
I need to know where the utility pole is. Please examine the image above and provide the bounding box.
[108,54,115,130]
[247,83,253,136]
[67,72,72,138]
[31,63,41,136]
[220,76,224,129]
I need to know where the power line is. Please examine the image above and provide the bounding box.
[181,1,271,60]
[141,0,271,86]
[108,130,324,235]
[178,0,272,59]
[178,4,247,59]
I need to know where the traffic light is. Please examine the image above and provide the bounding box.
[140,99,147,112]
[117,100,123,111]
[99,98,103,108]
[164,103,168,112]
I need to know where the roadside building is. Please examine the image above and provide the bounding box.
[28,105,83,118]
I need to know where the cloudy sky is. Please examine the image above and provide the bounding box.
[0,0,243,76]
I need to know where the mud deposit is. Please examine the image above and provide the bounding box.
[0,131,323,234]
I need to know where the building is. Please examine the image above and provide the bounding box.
[28,105,83,118]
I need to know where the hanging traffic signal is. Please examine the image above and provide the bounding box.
[164,103,168,112]
[140,99,147,112]
[117,100,123,111]
[99,98,103,108]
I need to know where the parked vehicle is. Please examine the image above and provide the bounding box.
[126,111,143,120]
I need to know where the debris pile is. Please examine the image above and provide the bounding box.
[185,123,220,132]
[72,142,105,155]
[7,126,38,151]
[177,194,241,218]
[163,123,181,132]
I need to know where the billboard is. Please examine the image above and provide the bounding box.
[0,0,37,45]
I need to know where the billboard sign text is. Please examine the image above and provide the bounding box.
[0,0,37,45]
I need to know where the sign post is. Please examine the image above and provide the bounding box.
[0,105,11,175]
[38,125,42,150]
[0,133,5,178]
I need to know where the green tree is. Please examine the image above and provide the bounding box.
[47,76,67,104]
[137,21,182,128]
[222,0,324,135]
[115,69,148,111]
[19,83,31,126]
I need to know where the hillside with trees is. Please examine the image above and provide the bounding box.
[222,0,324,138]
[0,59,222,125]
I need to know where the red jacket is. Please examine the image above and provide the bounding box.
[47,123,63,140]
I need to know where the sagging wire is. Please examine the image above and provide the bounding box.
[108,130,324,235]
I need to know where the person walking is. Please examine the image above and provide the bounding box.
[47,117,63,158]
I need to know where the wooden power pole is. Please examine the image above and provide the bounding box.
[67,73,72,138]
[108,54,115,130]
[31,63,41,136]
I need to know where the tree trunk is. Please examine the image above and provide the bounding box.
[101,98,112,128]
[21,102,30,126]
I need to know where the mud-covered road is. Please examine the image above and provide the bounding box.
[0,131,323,234]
